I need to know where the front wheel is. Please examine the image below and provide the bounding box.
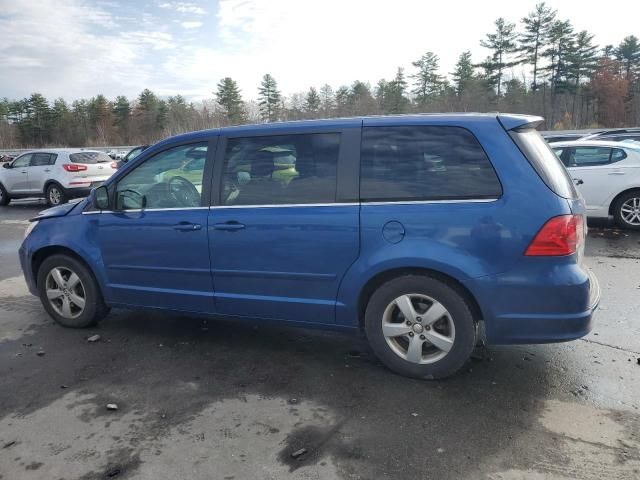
[37,254,110,328]
[365,275,476,379]
[0,183,10,206]
[46,183,68,207]
[613,192,640,230]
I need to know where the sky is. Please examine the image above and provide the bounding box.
[0,0,638,103]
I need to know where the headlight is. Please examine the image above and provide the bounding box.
[24,221,39,240]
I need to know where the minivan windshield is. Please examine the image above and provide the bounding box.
[69,152,112,164]
[510,129,578,199]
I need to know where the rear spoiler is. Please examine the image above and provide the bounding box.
[497,114,544,132]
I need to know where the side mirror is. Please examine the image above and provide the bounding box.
[94,186,110,210]
[2,163,11,169]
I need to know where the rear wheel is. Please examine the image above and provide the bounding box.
[46,183,67,207]
[613,191,640,230]
[37,254,109,328]
[0,183,10,206]
[364,275,476,379]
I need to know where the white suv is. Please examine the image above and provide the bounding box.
[551,140,640,229]
[0,149,116,207]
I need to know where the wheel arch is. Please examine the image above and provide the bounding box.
[608,187,640,215]
[32,245,98,291]
[356,267,484,330]
[44,179,64,194]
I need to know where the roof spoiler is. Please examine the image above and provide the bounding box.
[497,114,544,132]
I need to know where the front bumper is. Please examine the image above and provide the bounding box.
[19,242,38,296]
[468,264,600,345]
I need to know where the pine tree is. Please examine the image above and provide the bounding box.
[304,87,321,117]
[451,51,475,95]
[543,20,575,93]
[334,86,351,116]
[518,2,556,90]
[615,35,640,79]
[319,84,335,117]
[411,52,443,106]
[216,77,246,125]
[257,74,281,122]
[480,18,518,96]
[385,67,409,113]
[112,96,131,134]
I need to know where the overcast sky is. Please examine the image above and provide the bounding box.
[0,0,638,102]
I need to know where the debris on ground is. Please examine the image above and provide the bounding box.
[637,358,640,365]
[36,350,45,356]
[411,413,419,417]
[60,385,68,389]
[290,448,307,459]
[287,398,298,405]
[106,467,121,477]
[106,403,118,411]
[2,441,16,449]
[87,334,101,343]
[437,448,445,453]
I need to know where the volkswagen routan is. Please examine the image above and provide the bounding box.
[19,114,600,379]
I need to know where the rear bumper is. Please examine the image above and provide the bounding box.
[468,264,600,345]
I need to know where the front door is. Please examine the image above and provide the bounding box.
[208,128,360,324]
[4,154,32,193]
[97,140,216,313]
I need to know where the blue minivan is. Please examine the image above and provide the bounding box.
[19,114,600,378]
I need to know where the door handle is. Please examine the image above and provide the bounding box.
[608,171,625,175]
[44,169,51,172]
[213,221,246,231]
[173,222,202,231]
[573,178,583,185]
[20,170,27,174]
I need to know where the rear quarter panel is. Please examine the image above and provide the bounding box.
[336,117,572,326]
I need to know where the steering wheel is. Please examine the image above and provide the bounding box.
[168,176,200,207]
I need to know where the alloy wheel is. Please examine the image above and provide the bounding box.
[382,293,455,364]
[49,187,61,205]
[45,267,86,319]
[620,197,640,226]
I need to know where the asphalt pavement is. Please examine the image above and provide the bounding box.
[0,202,639,480]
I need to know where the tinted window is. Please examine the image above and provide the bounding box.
[69,152,112,164]
[116,142,207,210]
[12,154,32,168]
[611,148,627,162]
[220,133,340,206]
[31,153,56,166]
[509,129,577,199]
[360,126,501,201]
[570,147,613,167]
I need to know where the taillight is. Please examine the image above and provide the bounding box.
[525,215,584,256]
[62,164,88,172]
[110,162,118,169]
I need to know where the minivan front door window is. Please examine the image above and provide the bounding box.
[115,143,207,210]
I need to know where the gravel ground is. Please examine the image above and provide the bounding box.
[0,202,639,480]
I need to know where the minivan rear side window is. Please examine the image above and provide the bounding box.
[509,129,578,199]
[360,126,502,202]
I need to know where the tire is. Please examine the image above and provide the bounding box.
[613,191,640,230]
[364,275,476,380]
[46,183,68,207]
[37,254,110,328]
[0,183,10,206]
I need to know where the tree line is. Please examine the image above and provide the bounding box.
[1,2,639,149]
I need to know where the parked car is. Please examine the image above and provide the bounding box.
[19,114,599,379]
[581,128,640,143]
[551,140,640,229]
[114,145,150,169]
[0,149,116,207]
[0,154,14,163]
[543,132,590,143]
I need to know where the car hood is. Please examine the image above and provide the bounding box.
[31,202,79,222]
